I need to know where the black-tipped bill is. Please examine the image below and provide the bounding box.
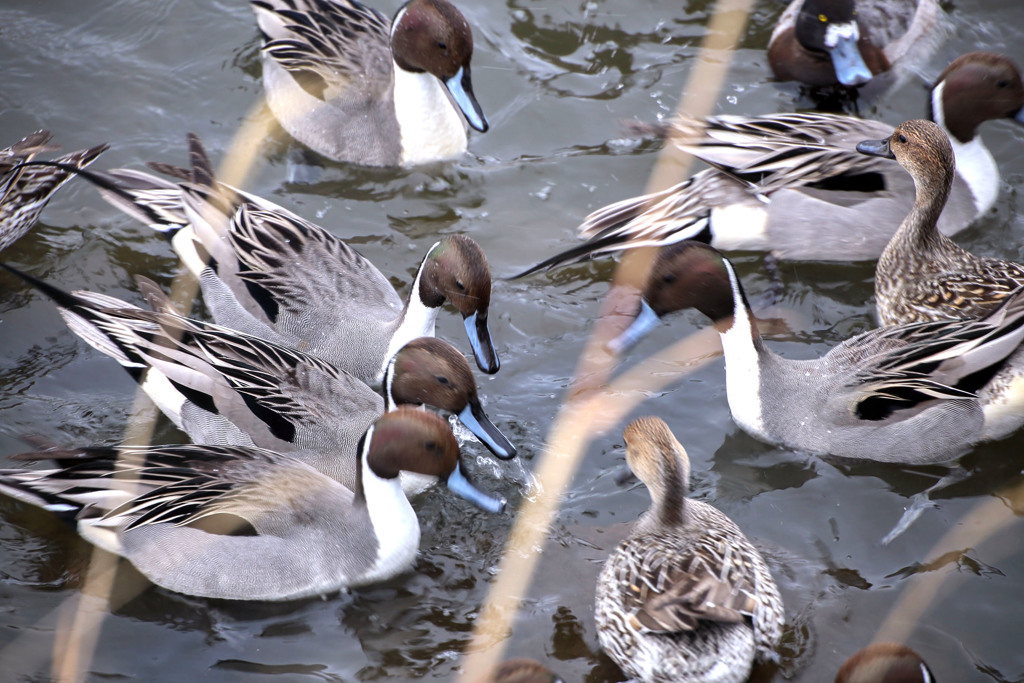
[446,462,505,513]
[464,311,499,374]
[856,138,894,159]
[457,401,516,460]
[607,299,662,355]
[444,66,489,133]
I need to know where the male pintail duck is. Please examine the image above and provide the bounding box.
[0,263,515,494]
[0,131,107,252]
[85,134,499,382]
[611,241,1024,463]
[252,0,488,166]
[0,408,503,601]
[511,52,1024,272]
[836,643,935,682]
[768,0,943,88]
[858,119,1024,441]
[595,417,784,683]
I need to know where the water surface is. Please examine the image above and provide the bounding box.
[1,0,1024,680]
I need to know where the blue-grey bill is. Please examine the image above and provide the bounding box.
[458,402,516,459]
[607,299,661,355]
[464,311,499,374]
[828,28,872,86]
[446,462,505,513]
[855,138,893,159]
[445,66,489,133]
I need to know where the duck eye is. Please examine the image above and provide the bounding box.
[818,13,827,22]
[425,440,438,452]
[436,375,451,386]
[662,273,677,284]
[997,79,1010,88]
[437,41,447,50]
[897,134,907,144]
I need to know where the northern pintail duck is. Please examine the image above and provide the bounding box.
[0,408,502,601]
[88,134,499,382]
[768,0,943,88]
[0,131,107,252]
[594,417,784,683]
[858,119,1024,440]
[836,643,935,682]
[512,52,1024,272]
[611,241,1024,463]
[0,263,515,494]
[252,0,488,166]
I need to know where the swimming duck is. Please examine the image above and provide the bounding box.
[252,0,488,166]
[511,52,1024,271]
[594,417,784,683]
[611,241,1024,463]
[768,0,943,88]
[0,131,107,252]
[836,643,935,682]
[90,133,499,382]
[858,119,1024,440]
[0,408,502,601]
[0,263,515,492]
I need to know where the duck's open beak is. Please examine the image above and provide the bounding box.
[464,311,499,374]
[457,400,516,459]
[856,137,894,159]
[445,462,505,513]
[826,22,872,87]
[607,299,662,355]
[445,65,489,133]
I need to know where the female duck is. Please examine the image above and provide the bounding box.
[768,0,943,88]
[611,241,1024,463]
[513,52,1024,272]
[92,134,500,382]
[0,131,107,252]
[1,265,515,490]
[0,408,502,601]
[595,417,783,683]
[252,0,488,166]
[858,120,1024,440]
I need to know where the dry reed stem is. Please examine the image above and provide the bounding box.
[457,1,755,679]
[39,107,276,683]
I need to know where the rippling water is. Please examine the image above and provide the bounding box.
[1,0,1024,680]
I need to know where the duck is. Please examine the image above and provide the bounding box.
[0,130,107,252]
[0,408,503,601]
[768,0,943,88]
[836,643,935,682]
[510,51,1024,272]
[858,119,1024,440]
[252,0,488,166]
[84,133,499,382]
[594,416,784,683]
[609,241,1024,464]
[0,262,515,494]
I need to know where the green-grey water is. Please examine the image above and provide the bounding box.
[1,0,1024,680]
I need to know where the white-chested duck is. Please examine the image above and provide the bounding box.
[0,408,501,601]
[252,0,488,166]
[512,52,1024,272]
[610,241,1024,463]
[82,133,500,383]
